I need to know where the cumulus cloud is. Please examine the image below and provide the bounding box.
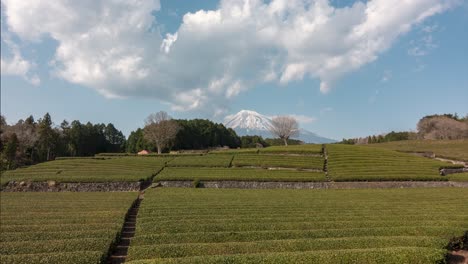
[1,0,458,111]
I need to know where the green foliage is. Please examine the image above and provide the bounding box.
[340,131,415,144]
[1,133,19,170]
[1,113,127,170]
[156,167,326,182]
[126,128,153,153]
[240,135,268,148]
[126,188,468,263]
[1,157,170,185]
[326,144,463,181]
[167,155,233,168]
[0,192,136,263]
[264,138,303,146]
[172,119,240,150]
[260,144,322,154]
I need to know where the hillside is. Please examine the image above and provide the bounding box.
[369,140,468,162]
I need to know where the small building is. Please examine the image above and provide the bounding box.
[138,150,150,155]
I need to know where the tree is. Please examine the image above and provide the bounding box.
[37,113,58,161]
[417,115,468,140]
[269,116,299,146]
[104,123,126,152]
[2,133,19,170]
[143,112,180,154]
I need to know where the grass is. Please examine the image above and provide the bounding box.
[326,144,463,181]
[0,157,171,185]
[167,155,234,168]
[156,167,326,182]
[126,188,468,263]
[368,140,468,162]
[0,192,137,264]
[232,154,324,170]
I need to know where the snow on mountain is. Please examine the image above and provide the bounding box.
[224,110,273,131]
[224,110,336,143]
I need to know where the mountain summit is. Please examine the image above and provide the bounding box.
[224,110,272,131]
[224,110,336,143]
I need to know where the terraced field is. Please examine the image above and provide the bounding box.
[327,144,462,181]
[126,188,468,264]
[232,154,324,170]
[156,167,326,182]
[369,140,468,161]
[210,144,322,155]
[167,155,233,168]
[0,192,137,264]
[0,157,171,185]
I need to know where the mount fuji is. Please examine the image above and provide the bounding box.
[224,110,336,144]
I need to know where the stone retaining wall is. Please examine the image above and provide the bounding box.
[157,180,468,189]
[1,181,142,192]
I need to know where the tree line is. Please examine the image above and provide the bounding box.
[0,113,125,170]
[127,112,302,153]
[340,113,468,144]
[1,111,302,169]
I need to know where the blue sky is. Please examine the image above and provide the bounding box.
[1,0,467,140]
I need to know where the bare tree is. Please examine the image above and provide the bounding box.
[143,111,180,154]
[417,116,468,140]
[269,116,299,146]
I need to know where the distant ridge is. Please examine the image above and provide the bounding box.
[224,110,336,144]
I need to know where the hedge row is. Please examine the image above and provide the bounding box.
[126,188,468,263]
[0,192,137,264]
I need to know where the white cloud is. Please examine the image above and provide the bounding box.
[289,114,317,124]
[408,35,438,56]
[160,33,178,54]
[1,32,40,85]
[270,114,316,125]
[1,0,458,111]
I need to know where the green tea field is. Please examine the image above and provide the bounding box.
[126,188,468,264]
[326,144,463,181]
[0,192,137,263]
[369,140,468,162]
[2,143,466,186]
[0,157,171,185]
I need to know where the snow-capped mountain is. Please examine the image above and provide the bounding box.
[224,110,273,131]
[224,110,336,144]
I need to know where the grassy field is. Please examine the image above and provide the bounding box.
[369,140,468,162]
[0,192,137,264]
[156,167,326,182]
[0,157,171,185]
[232,154,324,170]
[327,144,462,181]
[126,188,468,263]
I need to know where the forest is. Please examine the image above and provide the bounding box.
[0,113,287,170]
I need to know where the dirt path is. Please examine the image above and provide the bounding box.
[107,192,143,264]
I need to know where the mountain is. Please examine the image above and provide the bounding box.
[224,110,336,144]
